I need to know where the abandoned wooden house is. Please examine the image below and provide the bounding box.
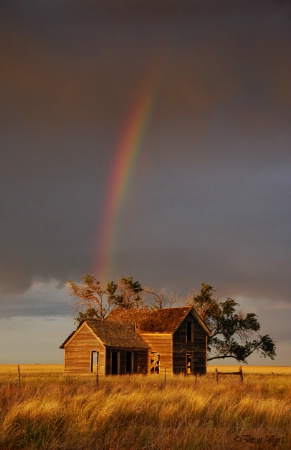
[60,306,211,376]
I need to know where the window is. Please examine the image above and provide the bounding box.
[186,321,194,342]
[91,351,99,373]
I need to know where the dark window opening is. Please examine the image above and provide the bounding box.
[186,321,194,342]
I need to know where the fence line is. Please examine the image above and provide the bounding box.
[215,366,243,383]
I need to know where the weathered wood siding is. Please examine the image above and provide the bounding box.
[62,311,208,376]
[139,333,173,374]
[173,315,208,375]
[192,319,208,374]
[64,324,105,375]
[135,350,148,374]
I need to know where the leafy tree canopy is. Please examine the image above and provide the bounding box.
[191,283,276,363]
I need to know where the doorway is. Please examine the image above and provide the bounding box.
[186,352,194,375]
[111,351,120,375]
[126,351,134,374]
[150,352,160,374]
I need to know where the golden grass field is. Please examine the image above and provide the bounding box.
[1,363,290,376]
[0,364,290,450]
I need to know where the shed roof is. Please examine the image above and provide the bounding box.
[106,306,211,335]
[60,320,149,349]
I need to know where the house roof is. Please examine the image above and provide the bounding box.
[106,306,211,335]
[60,320,149,349]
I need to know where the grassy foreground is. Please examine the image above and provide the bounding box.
[0,365,290,450]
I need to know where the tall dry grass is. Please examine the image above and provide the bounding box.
[0,367,290,450]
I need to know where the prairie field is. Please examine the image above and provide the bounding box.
[0,365,290,450]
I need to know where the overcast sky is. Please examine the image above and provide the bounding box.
[1,0,291,365]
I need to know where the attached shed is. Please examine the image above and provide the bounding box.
[60,306,211,375]
[60,320,149,375]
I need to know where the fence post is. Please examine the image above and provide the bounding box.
[215,368,218,383]
[18,365,21,386]
[239,366,243,383]
[96,365,99,387]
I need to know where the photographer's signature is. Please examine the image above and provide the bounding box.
[235,435,285,446]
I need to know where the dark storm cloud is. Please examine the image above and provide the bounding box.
[1,0,290,132]
[0,280,68,317]
[1,0,291,305]
[0,133,111,293]
[0,0,290,365]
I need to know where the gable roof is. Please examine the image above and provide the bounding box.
[106,306,211,335]
[60,320,149,349]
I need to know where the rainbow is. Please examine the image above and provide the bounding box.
[95,71,160,281]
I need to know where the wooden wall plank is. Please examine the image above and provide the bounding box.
[139,333,173,374]
[173,314,208,375]
[64,324,105,375]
